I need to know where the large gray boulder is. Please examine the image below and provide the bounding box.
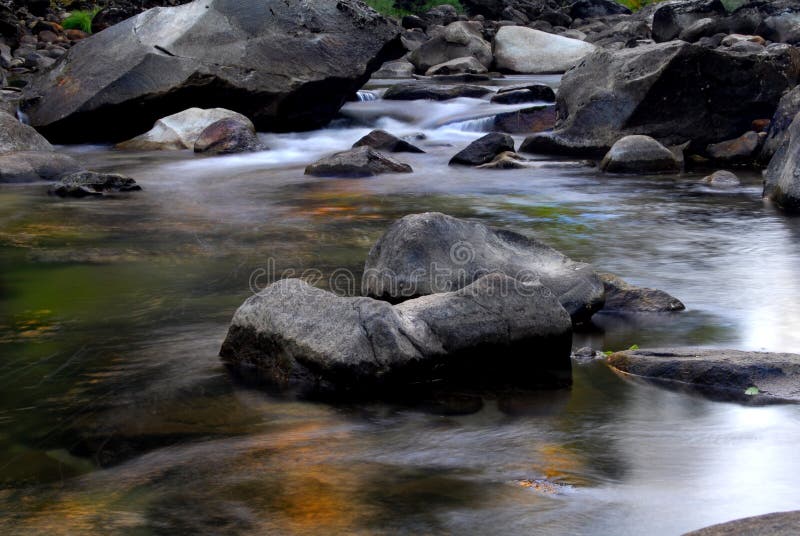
[409,21,492,73]
[363,212,605,323]
[219,274,573,394]
[652,0,727,42]
[22,0,402,142]
[493,26,596,74]
[763,112,800,213]
[0,151,83,183]
[520,42,800,156]
[607,348,800,403]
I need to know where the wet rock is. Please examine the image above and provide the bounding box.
[652,0,727,43]
[477,151,528,169]
[702,170,740,186]
[449,132,515,166]
[219,274,573,394]
[425,56,488,76]
[572,346,604,363]
[599,273,685,313]
[607,348,800,403]
[490,89,543,105]
[685,511,800,536]
[761,86,800,163]
[116,108,253,151]
[600,135,680,174]
[409,21,492,73]
[0,110,52,152]
[49,171,141,197]
[493,26,596,74]
[570,0,630,19]
[0,151,82,183]
[353,129,424,154]
[363,212,605,323]
[383,82,491,101]
[194,118,262,155]
[22,0,403,142]
[496,83,555,102]
[521,42,800,157]
[763,112,800,213]
[493,105,556,134]
[305,146,413,178]
[372,59,415,79]
[706,131,760,164]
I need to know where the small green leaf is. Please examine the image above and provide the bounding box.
[744,387,759,396]
[603,350,613,357]
[628,344,640,351]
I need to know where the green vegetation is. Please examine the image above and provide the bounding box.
[62,7,100,34]
[616,0,667,11]
[364,0,463,18]
[744,386,760,396]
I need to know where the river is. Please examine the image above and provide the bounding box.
[1,75,800,535]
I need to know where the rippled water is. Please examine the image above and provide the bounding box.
[1,75,800,535]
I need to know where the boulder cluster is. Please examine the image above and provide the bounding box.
[220,212,685,396]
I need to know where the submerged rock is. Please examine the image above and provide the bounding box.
[117,108,254,151]
[194,118,262,155]
[477,151,529,169]
[607,348,800,403]
[600,135,681,174]
[219,275,573,394]
[0,151,83,183]
[599,273,685,313]
[491,89,545,105]
[763,112,800,213]
[495,84,555,103]
[362,212,605,323]
[353,129,424,154]
[383,83,492,101]
[685,511,800,536]
[49,171,141,197]
[521,41,800,156]
[22,0,403,142]
[305,146,413,178]
[449,132,515,166]
[493,26,596,74]
[701,170,741,186]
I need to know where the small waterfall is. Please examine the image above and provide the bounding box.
[16,109,29,125]
[445,115,497,132]
[356,90,378,102]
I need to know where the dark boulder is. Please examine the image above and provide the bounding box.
[383,82,492,101]
[599,273,685,313]
[449,132,515,166]
[362,212,606,322]
[409,21,493,73]
[305,146,413,178]
[219,275,573,395]
[493,105,556,134]
[652,0,728,43]
[763,111,800,213]
[353,129,424,153]
[495,82,555,102]
[607,348,800,403]
[570,0,631,19]
[490,89,545,105]
[22,0,403,142]
[520,42,800,156]
[194,118,263,155]
[49,171,141,197]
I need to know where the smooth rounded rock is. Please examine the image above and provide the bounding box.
[449,132,515,166]
[194,118,262,155]
[305,146,413,178]
[600,135,680,174]
[353,129,424,154]
[493,26,596,74]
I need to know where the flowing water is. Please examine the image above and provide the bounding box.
[1,75,800,535]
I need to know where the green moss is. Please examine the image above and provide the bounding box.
[62,8,100,34]
[364,0,464,18]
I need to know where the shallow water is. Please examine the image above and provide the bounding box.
[1,75,800,535]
